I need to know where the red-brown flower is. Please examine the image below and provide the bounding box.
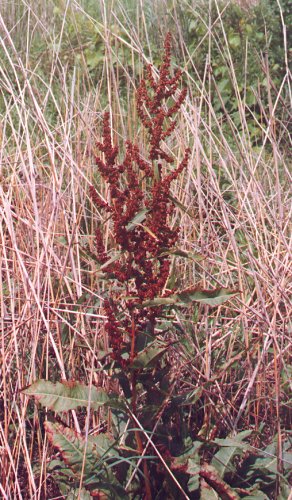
[90,33,189,364]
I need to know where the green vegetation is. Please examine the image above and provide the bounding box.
[0,0,291,498]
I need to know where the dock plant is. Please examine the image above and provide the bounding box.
[22,34,258,499]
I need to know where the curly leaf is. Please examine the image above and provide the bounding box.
[142,287,239,308]
[45,421,100,474]
[200,463,240,499]
[212,431,252,478]
[131,341,168,369]
[187,458,201,492]
[23,380,109,412]
[175,287,240,306]
[44,422,128,498]
[141,297,177,307]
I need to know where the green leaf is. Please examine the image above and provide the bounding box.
[241,494,269,500]
[85,50,104,70]
[141,287,239,309]
[228,34,241,48]
[23,380,109,412]
[172,442,202,493]
[131,341,168,369]
[212,431,252,478]
[135,330,156,352]
[44,422,128,498]
[126,208,148,230]
[201,483,219,499]
[188,19,198,34]
[140,297,177,307]
[212,446,239,478]
[110,408,129,438]
[247,454,277,477]
[45,421,104,474]
[279,482,292,500]
[89,433,120,458]
[159,247,204,262]
[173,387,203,406]
[214,430,252,449]
[200,463,240,499]
[175,287,240,307]
[187,458,201,492]
[217,78,230,93]
[66,488,92,500]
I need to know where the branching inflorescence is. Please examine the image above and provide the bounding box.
[90,33,190,367]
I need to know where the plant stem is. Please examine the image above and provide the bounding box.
[131,370,152,500]
[130,313,136,364]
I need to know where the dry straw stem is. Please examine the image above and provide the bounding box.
[126,405,191,500]
[0,0,291,497]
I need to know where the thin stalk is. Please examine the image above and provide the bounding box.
[131,369,152,500]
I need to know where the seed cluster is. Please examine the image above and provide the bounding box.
[91,33,190,365]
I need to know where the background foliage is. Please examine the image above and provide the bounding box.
[0,0,291,498]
